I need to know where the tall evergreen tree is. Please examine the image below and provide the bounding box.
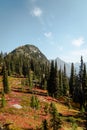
[79,56,84,89]
[59,68,63,96]
[83,63,87,108]
[42,119,48,130]
[47,60,55,97]
[62,64,68,96]
[2,63,9,94]
[47,60,59,98]
[78,56,84,108]
[69,63,75,97]
[49,102,61,130]
[73,71,84,107]
[73,56,86,109]
[54,61,59,98]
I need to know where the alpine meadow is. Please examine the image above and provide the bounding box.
[0,44,87,130]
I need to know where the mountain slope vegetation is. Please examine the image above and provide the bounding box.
[0,44,86,129]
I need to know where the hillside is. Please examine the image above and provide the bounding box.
[0,45,86,130]
[4,44,49,78]
[0,76,85,130]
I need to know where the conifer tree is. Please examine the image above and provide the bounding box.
[54,61,59,98]
[30,95,39,109]
[62,64,68,95]
[47,60,55,97]
[2,63,9,94]
[1,91,6,107]
[30,95,36,109]
[78,56,84,108]
[69,63,75,97]
[79,56,84,89]
[35,96,39,109]
[73,73,81,103]
[59,68,63,96]
[42,119,49,130]
[47,60,59,98]
[73,56,86,109]
[49,102,61,130]
[83,63,87,108]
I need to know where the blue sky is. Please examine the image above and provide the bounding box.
[0,0,87,63]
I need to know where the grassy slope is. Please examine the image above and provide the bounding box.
[0,76,85,130]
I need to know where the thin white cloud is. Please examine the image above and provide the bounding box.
[31,7,42,17]
[44,32,52,38]
[72,37,85,47]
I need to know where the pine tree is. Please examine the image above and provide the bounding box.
[2,63,10,94]
[30,95,39,109]
[47,60,59,98]
[62,64,69,96]
[42,119,49,130]
[30,95,36,109]
[35,96,39,109]
[69,63,75,97]
[49,102,61,130]
[73,73,81,103]
[78,56,84,109]
[59,68,63,96]
[83,63,87,108]
[54,61,59,98]
[73,56,86,109]
[1,91,6,107]
[79,56,84,85]
[47,60,55,97]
